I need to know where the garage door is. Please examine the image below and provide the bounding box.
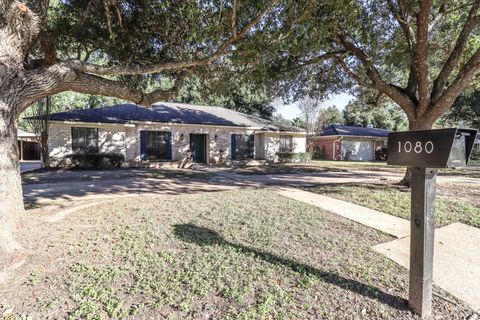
[340,140,374,161]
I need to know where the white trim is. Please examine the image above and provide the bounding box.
[313,135,387,140]
[50,121,135,128]
[48,120,307,135]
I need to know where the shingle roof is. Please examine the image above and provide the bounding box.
[28,102,305,132]
[320,125,390,137]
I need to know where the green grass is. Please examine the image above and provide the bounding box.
[1,190,470,319]
[307,184,480,228]
[233,160,480,178]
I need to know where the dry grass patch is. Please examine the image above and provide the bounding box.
[0,189,471,319]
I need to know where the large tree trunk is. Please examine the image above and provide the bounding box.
[40,131,49,168]
[40,96,50,168]
[398,116,435,186]
[0,109,24,253]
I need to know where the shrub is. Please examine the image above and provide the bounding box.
[63,153,125,168]
[471,144,480,160]
[375,146,388,161]
[311,146,326,160]
[276,152,309,163]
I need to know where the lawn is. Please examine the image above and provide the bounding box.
[307,183,480,228]
[0,189,469,319]
[232,160,480,179]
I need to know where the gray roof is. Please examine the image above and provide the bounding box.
[17,129,37,138]
[29,102,305,132]
[320,125,390,137]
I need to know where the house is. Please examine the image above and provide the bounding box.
[17,129,41,161]
[311,125,389,161]
[35,102,306,166]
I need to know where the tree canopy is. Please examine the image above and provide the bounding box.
[263,0,480,130]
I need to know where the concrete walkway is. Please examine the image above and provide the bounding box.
[275,187,410,238]
[274,187,480,313]
[374,223,480,313]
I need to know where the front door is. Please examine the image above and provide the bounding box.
[190,134,207,163]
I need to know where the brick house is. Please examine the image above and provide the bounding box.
[311,125,389,161]
[34,102,306,165]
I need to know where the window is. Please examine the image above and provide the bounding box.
[141,131,171,161]
[231,134,254,160]
[279,135,293,152]
[71,127,99,153]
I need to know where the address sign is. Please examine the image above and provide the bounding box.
[387,128,477,168]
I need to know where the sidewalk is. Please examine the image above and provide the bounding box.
[274,187,480,313]
[275,187,410,238]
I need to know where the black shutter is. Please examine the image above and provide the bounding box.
[166,131,173,161]
[231,134,236,160]
[140,131,146,160]
[248,135,255,159]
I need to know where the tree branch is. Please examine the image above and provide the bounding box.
[62,0,279,77]
[415,0,433,117]
[430,46,480,121]
[278,50,345,73]
[337,35,416,120]
[336,57,371,87]
[231,0,238,38]
[386,0,417,98]
[431,0,480,103]
[20,65,190,113]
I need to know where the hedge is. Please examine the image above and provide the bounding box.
[63,153,125,168]
[276,152,309,163]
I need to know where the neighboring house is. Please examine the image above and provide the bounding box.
[311,125,389,161]
[32,102,306,165]
[17,129,41,161]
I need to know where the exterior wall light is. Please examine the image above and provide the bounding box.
[180,133,185,141]
[214,134,218,141]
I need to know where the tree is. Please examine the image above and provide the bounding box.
[272,113,292,126]
[343,101,408,131]
[0,0,287,255]
[298,96,324,136]
[438,90,480,128]
[318,106,344,129]
[266,1,480,184]
[291,117,305,128]
[176,74,275,119]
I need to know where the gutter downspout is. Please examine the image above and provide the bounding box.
[333,136,343,160]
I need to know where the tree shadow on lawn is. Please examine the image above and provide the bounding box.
[173,223,408,311]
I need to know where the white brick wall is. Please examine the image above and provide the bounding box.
[48,124,127,160]
[48,122,307,164]
[264,133,307,162]
[48,124,72,159]
[128,123,253,163]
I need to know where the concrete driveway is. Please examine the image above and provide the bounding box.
[23,174,247,204]
[22,168,478,204]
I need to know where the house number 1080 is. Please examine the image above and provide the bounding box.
[398,141,434,154]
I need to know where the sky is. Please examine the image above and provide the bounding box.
[274,93,353,120]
